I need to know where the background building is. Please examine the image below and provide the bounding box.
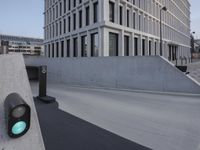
[44,0,191,65]
[0,34,44,55]
[0,40,9,54]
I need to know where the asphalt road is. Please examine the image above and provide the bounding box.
[31,82,200,150]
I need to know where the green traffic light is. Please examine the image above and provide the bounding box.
[12,121,26,135]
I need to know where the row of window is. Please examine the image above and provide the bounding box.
[45,2,98,40]
[46,33,98,58]
[45,0,98,25]
[109,1,190,45]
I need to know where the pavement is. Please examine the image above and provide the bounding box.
[34,98,150,150]
[31,82,200,150]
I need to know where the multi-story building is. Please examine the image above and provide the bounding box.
[0,34,44,55]
[44,0,191,64]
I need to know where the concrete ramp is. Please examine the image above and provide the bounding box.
[0,54,45,150]
[25,56,200,94]
[187,61,200,83]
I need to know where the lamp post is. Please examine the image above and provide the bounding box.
[160,6,167,56]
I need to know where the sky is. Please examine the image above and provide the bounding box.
[0,0,199,39]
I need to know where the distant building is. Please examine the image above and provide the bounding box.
[44,0,191,65]
[0,34,44,55]
[0,40,9,54]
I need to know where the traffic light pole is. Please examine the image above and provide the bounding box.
[37,66,56,103]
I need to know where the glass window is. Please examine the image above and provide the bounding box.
[119,6,123,25]
[81,36,87,57]
[79,10,82,28]
[73,13,76,30]
[134,37,138,56]
[73,38,78,57]
[52,43,54,57]
[66,39,70,57]
[127,10,130,27]
[109,1,114,22]
[61,41,64,57]
[56,42,59,57]
[91,33,99,57]
[93,2,98,23]
[86,6,90,26]
[124,35,129,56]
[109,33,118,56]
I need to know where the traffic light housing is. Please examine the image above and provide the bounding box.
[4,93,31,138]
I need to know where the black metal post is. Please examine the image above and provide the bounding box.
[160,7,167,56]
[39,66,47,97]
[37,65,56,103]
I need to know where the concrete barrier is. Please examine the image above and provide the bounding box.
[25,56,200,94]
[0,54,45,150]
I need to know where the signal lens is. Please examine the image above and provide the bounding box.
[12,106,26,118]
[12,121,26,135]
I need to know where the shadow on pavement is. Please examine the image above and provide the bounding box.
[34,98,151,150]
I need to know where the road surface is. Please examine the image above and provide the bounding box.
[31,82,200,150]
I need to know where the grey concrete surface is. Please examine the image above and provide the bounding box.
[25,56,200,94]
[31,82,200,150]
[0,54,45,150]
[188,62,200,83]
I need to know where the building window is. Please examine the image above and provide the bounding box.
[127,9,130,27]
[81,36,87,57]
[64,18,66,33]
[139,15,141,31]
[142,39,145,55]
[68,16,71,32]
[155,42,157,55]
[79,10,82,28]
[64,0,66,13]
[109,33,118,56]
[56,42,59,57]
[91,33,99,57]
[73,38,78,57]
[53,24,55,37]
[73,0,76,7]
[93,2,98,23]
[149,41,151,55]
[119,6,123,25]
[124,35,129,56]
[86,6,90,26]
[109,1,115,22]
[68,0,71,10]
[56,22,58,36]
[73,13,76,30]
[52,43,54,57]
[60,21,62,35]
[134,37,138,56]
[56,5,58,18]
[66,39,70,57]
[133,12,135,29]
[60,2,62,16]
[53,8,55,20]
[61,41,64,57]
[48,44,50,57]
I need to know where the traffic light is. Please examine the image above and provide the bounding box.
[4,93,31,138]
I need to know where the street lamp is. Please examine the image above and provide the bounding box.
[160,6,167,56]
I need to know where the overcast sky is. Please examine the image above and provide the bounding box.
[0,0,199,39]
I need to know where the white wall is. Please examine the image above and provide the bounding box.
[25,56,200,94]
[0,54,45,150]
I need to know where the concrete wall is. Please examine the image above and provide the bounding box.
[25,56,200,94]
[0,54,45,150]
